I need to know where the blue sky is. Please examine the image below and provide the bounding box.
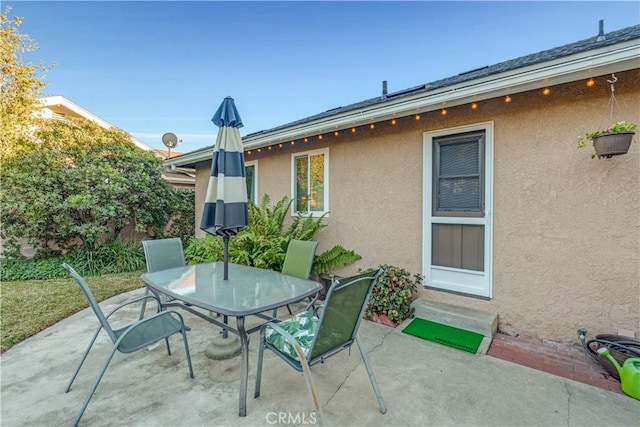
[7,1,640,154]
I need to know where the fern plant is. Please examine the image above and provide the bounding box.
[185,194,360,274]
[312,245,361,275]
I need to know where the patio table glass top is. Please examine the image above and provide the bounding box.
[141,261,322,317]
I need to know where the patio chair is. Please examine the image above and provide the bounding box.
[274,239,319,317]
[61,263,194,427]
[255,269,386,418]
[139,237,186,319]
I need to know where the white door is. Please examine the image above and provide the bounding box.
[423,122,493,298]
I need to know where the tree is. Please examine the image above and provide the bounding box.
[0,6,53,160]
[1,117,178,256]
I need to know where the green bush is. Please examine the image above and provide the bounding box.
[364,264,423,324]
[185,194,361,274]
[184,234,223,264]
[67,237,145,275]
[0,238,145,281]
[1,117,176,255]
[163,188,195,245]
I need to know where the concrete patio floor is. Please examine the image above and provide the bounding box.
[1,288,638,427]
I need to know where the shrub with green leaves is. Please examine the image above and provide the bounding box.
[185,194,361,274]
[364,264,423,324]
[0,238,145,281]
[0,117,176,256]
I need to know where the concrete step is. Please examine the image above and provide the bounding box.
[411,298,498,355]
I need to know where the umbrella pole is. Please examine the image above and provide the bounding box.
[223,236,229,280]
[222,235,229,338]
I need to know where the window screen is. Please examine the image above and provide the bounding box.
[433,132,485,217]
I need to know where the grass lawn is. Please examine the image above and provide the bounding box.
[0,271,145,353]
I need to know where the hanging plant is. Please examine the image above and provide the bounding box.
[577,121,637,159]
[576,74,637,159]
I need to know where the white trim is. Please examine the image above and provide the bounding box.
[166,39,639,167]
[245,160,258,203]
[290,148,329,217]
[423,121,494,298]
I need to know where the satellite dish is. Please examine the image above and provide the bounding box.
[162,132,179,148]
[161,132,180,158]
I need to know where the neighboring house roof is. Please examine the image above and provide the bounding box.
[38,95,196,189]
[167,24,640,168]
[38,95,154,151]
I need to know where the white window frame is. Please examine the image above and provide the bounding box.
[245,160,258,204]
[290,148,329,217]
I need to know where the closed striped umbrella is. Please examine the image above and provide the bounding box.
[200,96,249,279]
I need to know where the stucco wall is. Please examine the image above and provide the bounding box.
[194,70,639,343]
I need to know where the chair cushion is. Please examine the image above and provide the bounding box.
[264,311,318,361]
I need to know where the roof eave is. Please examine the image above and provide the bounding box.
[166,39,639,168]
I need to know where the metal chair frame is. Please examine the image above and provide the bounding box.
[62,263,194,426]
[255,269,386,419]
[274,239,318,317]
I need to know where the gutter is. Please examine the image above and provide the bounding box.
[166,39,639,169]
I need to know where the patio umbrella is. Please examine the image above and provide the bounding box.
[201,96,249,280]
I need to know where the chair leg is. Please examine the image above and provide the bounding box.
[72,347,118,427]
[355,336,387,414]
[271,305,292,319]
[165,337,172,355]
[66,325,104,393]
[181,330,194,378]
[139,287,151,319]
[298,353,322,420]
[254,328,266,398]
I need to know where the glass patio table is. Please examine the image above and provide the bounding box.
[140,261,322,417]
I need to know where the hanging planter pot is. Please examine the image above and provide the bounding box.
[592,132,634,159]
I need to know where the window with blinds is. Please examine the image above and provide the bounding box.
[433,132,485,217]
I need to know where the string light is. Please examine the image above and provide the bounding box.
[586,78,595,87]
[242,84,572,156]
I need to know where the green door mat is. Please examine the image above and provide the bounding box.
[402,317,484,354]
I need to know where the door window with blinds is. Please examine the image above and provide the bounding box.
[432,131,485,271]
